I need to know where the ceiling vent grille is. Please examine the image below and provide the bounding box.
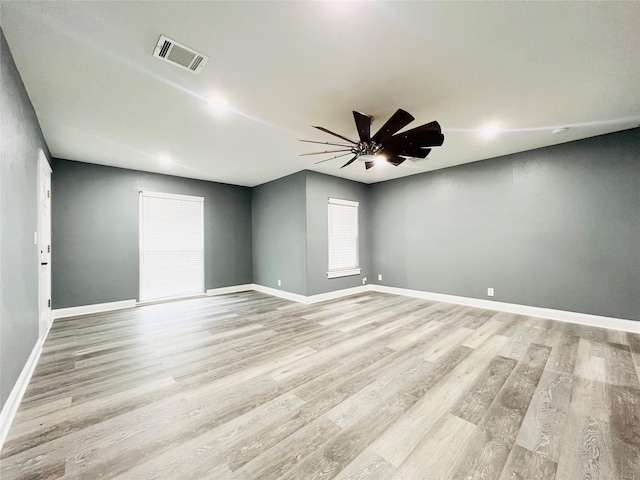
[153,35,208,74]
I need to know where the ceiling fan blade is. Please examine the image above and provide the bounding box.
[384,133,444,153]
[340,155,358,169]
[353,111,372,142]
[312,126,357,144]
[365,161,375,170]
[313,152,353,164]
[385,146,432,158]
[299,139,353,147]
[385,121,444,148]
[371,109,415,144]
[300,149,352,156]
[398,132,445,148]
[385,154,406,166]
[398,120,442,135]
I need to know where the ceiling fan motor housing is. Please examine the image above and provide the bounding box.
[353,141,383,157]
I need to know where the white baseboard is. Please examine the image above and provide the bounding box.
[305,285,371,304]
[0,316,54,453]
[206,284,254,296]
[251,284,371,305]
[370,285,640,334]
[252,284,309,303]
[52,299,136,319]
[249,283,639,332]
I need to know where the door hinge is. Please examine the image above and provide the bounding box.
[48,299,51,308]
[48,245,51,253]
[47,190,51,198]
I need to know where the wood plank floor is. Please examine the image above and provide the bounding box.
[1,291,639,479]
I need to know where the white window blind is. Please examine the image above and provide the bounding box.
[328,198,360,278]
[139,191,204,302]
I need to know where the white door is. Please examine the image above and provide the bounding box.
[38,151,52,339]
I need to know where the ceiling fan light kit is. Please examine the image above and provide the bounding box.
[301,109,445,170]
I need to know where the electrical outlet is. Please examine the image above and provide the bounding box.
[362,277,367,285]
[277,279,281,287]
[487,287,494,297]
[378,274,382,281]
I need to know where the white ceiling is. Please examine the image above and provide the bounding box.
[2,1,639,187]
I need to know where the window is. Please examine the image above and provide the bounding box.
[139,191,204,301]
[327,198,360,278]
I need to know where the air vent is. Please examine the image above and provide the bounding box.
[153,35,208,74]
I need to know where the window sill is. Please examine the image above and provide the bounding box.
[327,268,361,279]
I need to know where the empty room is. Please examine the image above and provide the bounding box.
[1,2,639,479]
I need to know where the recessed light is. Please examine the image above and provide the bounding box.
[158,154,171,165]
[552,127,569,134]
[207,96,230,114]
[479,124,502,139]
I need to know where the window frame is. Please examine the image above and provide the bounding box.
[327,197,361,279]
[139,190,205,302]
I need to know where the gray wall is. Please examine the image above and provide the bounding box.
[371,128,640,321]
[0,29,51,408]
[51,159,252,308]
[251,172,307,295]
[306,171,371,296]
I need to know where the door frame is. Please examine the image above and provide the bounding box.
[37,150,52,339]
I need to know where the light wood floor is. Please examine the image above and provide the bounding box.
[1,291,639,479]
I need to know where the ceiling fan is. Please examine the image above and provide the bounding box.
[300,109,444,170]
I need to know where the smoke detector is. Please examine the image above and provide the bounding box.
[153,35,208,74]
